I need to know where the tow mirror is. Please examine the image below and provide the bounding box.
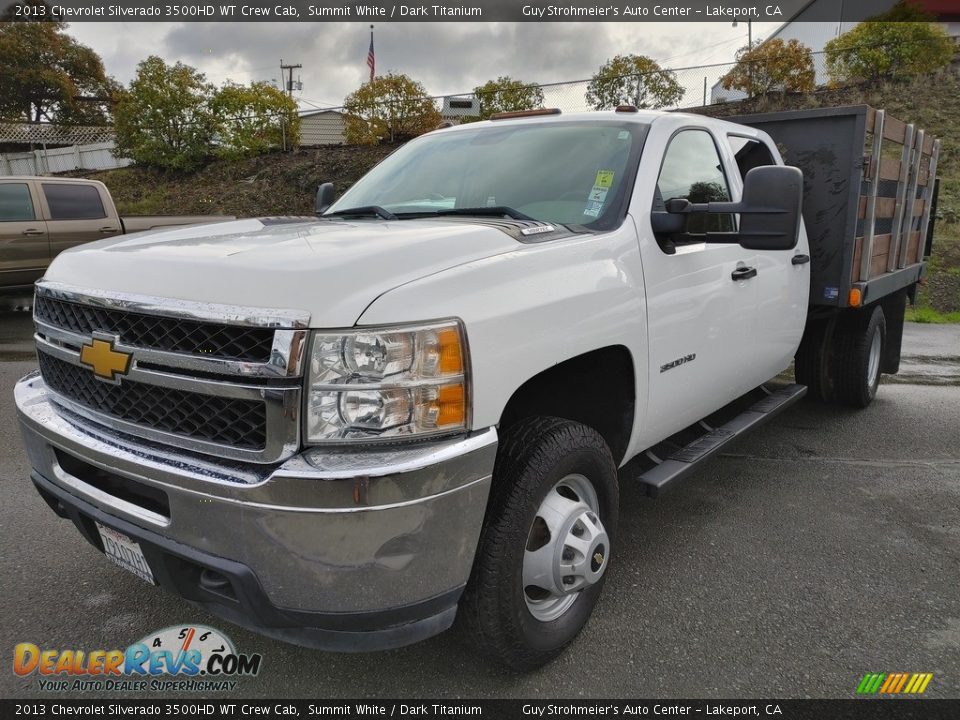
[737,166,803,250]
[315,183,335,215]
[660,165,803,251]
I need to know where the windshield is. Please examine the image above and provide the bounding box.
[327,120,648,231]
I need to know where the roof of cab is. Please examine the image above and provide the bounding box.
[430,108,763,138]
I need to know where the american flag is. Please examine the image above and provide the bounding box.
[367,27,375,83]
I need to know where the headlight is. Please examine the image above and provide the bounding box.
[304,320,469,443]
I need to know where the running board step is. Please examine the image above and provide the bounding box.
[637,383,807,497]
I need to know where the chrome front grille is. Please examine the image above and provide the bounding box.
[33,281,309,464]
[35,294,276,362]
[38,352,268,450]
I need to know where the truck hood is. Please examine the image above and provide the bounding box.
[44,217,520,327]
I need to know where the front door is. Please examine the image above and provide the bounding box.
[0,181,49,290]
[636,128,761,443]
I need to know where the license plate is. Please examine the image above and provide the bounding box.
[96,522,156,585]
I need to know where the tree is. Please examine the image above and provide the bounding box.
[342,73,441,145]
[824,1,955,83]
[113,56,216,171]
[0,7,118,124]
[586,54,684,110]
[472,76,545,120]
[211,81,300,159]
[721,39,816,96]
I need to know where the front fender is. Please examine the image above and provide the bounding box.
[357,228,649,437]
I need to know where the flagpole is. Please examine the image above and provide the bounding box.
[368,25,375,84]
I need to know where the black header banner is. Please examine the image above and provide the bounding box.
[0,0,920,22]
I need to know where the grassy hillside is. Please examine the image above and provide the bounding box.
[73,68,959,319]
[70,144,395,218]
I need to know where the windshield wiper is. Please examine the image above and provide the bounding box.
[396,206,536,221]
[324,205,398,221]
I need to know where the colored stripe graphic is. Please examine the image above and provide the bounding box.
[880,674,896,693]
[904,674,920,693]
[856,672,932,694]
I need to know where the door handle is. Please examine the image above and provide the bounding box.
[21,228,44,236]
[731,266,757,281]
[99,226,119,234]
[792,254,810,265]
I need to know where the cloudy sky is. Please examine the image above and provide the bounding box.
[66,21,785,110]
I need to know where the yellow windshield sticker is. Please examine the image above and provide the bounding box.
[595,170,615,188]
[584,170,615,217]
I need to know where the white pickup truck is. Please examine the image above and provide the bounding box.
[15,105,940,670]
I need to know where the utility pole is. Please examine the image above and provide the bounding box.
[732,19,754,98]
[279,59,303,98]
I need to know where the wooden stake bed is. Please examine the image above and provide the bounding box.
[729,105,940,308]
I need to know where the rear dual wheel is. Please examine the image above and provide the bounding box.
[459,417,618,671]
[795,305,886,408]
[834,305,886,408]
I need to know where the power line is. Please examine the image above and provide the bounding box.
[657,34,744,65]
[297,96,341,110]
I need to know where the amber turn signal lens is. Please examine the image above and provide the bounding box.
[849,288,862,307]
[436,383,466,427]
[437,328,464,375]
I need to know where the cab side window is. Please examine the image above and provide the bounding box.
[655,129,734,243]
[0,183,36,222]
[42,183,106,220]
[728,136,776,180]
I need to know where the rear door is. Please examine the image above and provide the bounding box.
[39,181,121,260]
[634,126,761,439]
[725,134,810,377]
[0,180,49,290]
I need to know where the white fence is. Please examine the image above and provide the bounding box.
[0,141,131,176]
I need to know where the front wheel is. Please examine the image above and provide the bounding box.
[458,417,619,670]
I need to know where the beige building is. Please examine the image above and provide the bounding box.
[299,110,347,146]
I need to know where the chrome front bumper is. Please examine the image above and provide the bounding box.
[15,371,496,650]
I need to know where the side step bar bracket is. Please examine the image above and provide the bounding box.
[636,383,807,497]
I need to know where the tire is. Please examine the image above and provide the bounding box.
[794,317,836,403]
[458,417,619,671]
[834,305,886,408]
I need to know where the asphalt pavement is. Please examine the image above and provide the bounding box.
[897,324,960,385]
[0,311,957,699]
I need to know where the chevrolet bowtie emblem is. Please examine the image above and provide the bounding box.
[593,552,604,566]
[79,337,132,381]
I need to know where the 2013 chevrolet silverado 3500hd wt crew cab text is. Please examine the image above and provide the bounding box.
[0,176,233,292]
[14,105,941,670]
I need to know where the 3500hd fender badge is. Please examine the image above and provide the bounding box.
[660,353,696,373]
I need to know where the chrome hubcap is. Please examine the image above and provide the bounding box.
[523,474,609,622]
[867,326,882,387]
